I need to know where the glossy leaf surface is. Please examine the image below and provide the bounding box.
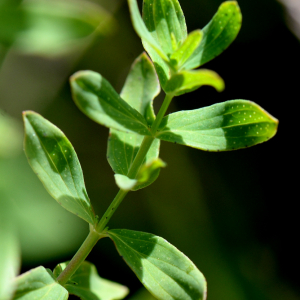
[169,30,202,69]
[53,261,129,300]
[14,266,68,300]
[23,111,95,224]
[115,174,137,191]
[157,100,278,151]
[142,0,187,56]
[71,70,150,135]
[108,229,207,300]
[107,53,161,190]
[165,69,225,96]
[127,0,168,61]
[183,1,242,70]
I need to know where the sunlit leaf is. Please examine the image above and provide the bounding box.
[107,53,161,190]
[23,111,96,224]
[108,229,207,300]
[183,1,242,70]
[156,100,278,151]
[170,30,203,69]
[53,261,129,300]
[71,70,151,136]
[115,174,137,191]
[127,0,168,61]
[13,266,68,300]
[165,69,225,96]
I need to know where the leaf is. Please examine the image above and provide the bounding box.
[169,30,203,69]
[23,111,96,224]
[0,196,20,300]
[127,0,168,62]
[115,174,137,191]
[107,229,207,300]
[70,70,151,136]
[133,158,166,191]
[13,266,68,300]
[164,69,225,96]
[142,0,187,56]
[183,1,242,70]
[107,53,161,190]
[53,261,129,300]
[156,100,278,151]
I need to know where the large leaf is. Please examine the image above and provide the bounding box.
[156,100,278,151]
[183,1,242,70]
[23,111,96,224]
[142,0,187,56]
[13,266,68,300]
[108,229,207,300]
[0,196,20,300]
[107,53,161,190]
[164,69,225,96]
[53,261,129,300]
[71,70,151,136]
[127,0,168,61]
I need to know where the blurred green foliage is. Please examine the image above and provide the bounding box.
[0,0,298,299]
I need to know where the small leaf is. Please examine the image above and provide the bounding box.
[133,158,166,191]
[23,111,96,224]
[115,174,137,191]
[183,1,242,70]
[143,0,187,56]
[53,261,129,300]
[71,70,151,136]
[165,69,225,96]
[107,53,161,191]
[14,266,68,300]
[169,30,203,69]
[127,0,168,62]
[156,100,278,151]
[108,229,207,300]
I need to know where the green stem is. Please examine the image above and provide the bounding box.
[57,228,102,286]
[57,93,174,285]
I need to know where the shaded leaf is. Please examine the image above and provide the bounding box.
[133,158,166,191]
[53,261,129,300]
[108,229,207,300]
[127,0,168,61]
[107,53,161,190]
[170,30,203,69]
[183,1,242,70]
[23,111,96,224]
[164,69,225,96]
[115,174,137,191]
[71,70,151,136]
[156,100,278,151]
[13,266,68,300]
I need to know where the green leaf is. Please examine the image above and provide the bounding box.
[156,100,278,151]
[107,229,207,300]
[183,1,242,70]
[70,70,151,136]
[133,158,166,191]
[107,53,161,190]
[23,111,96,224]
[53,261,129,300]
[0,196,20,300]
[165,69,225,96]
[13,266,68,300]
[115,174,137,191]
[169,30,203,69]
[142,0,187,56]
[127,0,168,62]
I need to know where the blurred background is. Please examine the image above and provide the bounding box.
[0,0,298,299]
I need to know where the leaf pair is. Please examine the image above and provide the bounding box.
[128,0,241,94]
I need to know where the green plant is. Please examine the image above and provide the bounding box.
[1,0,278,299]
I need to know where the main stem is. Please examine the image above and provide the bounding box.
[57,93,174,285]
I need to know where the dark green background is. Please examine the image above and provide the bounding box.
[0,0,297,299]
